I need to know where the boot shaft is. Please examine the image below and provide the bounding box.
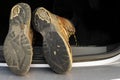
[56,16,75,38]
[50,13,75,42]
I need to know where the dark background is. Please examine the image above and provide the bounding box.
[0,0,119,46]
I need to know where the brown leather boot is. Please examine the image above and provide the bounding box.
[33,7,75,74]
[3,3,33,75]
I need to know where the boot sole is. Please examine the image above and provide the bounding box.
[33,7,72,74]
[3,3,33,75]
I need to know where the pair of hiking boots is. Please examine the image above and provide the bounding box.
[3,3,75,75]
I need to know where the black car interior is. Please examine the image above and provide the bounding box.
[0,0,119,63]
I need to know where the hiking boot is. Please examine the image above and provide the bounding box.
[3,3,33,75]
[33,7,75,74]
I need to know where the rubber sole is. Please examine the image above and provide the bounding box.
[3,3,33,75]
[33,7,72,74]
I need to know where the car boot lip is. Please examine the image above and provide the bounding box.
[1,45,120,67]
[0,53,120,67]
